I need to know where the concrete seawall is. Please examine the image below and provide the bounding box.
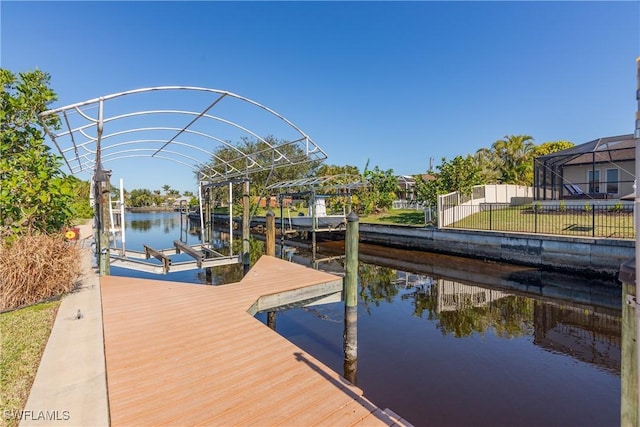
[356,224,634,279]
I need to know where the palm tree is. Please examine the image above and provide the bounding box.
[473,147,501,183]
[491,135,535,185]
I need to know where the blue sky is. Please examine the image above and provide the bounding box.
[2,1,639,194]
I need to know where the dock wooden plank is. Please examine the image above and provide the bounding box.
[101,256,408,426]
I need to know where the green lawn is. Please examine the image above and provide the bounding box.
[1,301,60,427]
[448,205,634,239]
[360,209,429,226]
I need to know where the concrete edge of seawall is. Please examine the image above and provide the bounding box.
[357,224,634,280]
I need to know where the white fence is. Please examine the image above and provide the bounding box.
[438,185,533,227]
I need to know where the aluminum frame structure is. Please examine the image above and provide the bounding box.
[38,86,328,183]
[264,174,368,196]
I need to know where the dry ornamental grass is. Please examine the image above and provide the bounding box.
[0,233,81,312]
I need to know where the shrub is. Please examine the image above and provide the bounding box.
[559,200,567,212]
[0,233,81,311]
[584,202,592,212]
[608,202,624,213]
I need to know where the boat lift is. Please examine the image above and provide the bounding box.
[263,175,368,264]
[104,178,240,275]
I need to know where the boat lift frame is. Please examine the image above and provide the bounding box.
[37,86,328,276]
[264,175,368,264]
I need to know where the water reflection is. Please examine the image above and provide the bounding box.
[346,260,620,374]
[129,214,181,233]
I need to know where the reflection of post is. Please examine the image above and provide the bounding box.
[267,311,277,330]
[266,209,276,257]
[242,179,251,275]
[343,211,359,384]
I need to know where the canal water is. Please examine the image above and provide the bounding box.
[112,211,622,427]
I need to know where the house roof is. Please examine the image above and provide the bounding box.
[535,134,635,166]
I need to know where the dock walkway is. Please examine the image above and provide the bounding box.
[101,256,411,426]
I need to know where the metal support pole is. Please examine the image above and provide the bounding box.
[119,178,126,255]
[198,180,205,245]
[343,210,359,385]
[266,209,276,257]
[229,182,233,257]
[242,180,251,275]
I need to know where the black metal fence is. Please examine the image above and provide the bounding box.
[441,202,634,239]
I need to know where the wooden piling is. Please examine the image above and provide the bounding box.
[242,180,250,275]
[266,209,276,257]
[343,210,359,384]
[95,167,111,276]
[620,259,638,427]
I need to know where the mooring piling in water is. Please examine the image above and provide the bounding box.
[266,208,277,328]
[266,209,276,257]
[242,179,251,275]
[344,210,359,384]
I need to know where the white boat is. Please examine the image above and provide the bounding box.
[262,197,346,230]
[287,214,346,229]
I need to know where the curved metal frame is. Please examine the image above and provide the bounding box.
[38,86,328,183]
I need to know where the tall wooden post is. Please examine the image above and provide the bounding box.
[94,165,111,276]
[621,56,640,427]
[204,188,211,245]
[343,210,359,384]
[280,197,285,259]
[621,259,638,427]
[266,209,276,257]
[311,195,317,267]
[624,55,640,427]
[242,179,251,275]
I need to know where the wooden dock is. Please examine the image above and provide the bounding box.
[101,256,412,426]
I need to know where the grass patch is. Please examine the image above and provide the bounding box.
[449,206,635,238]
[361,209,428,226]
[0,301,60,426]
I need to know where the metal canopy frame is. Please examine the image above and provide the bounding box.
[533,134,635,200]
[265,174,368,196]
[38,86,328,183]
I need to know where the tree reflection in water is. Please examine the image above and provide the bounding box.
[358,262,535,339]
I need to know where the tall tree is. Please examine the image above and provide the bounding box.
[491,134,535,185]
[473,147,501,184]
[196,135,321,202]
[533,140,574,157]
[0,69,75,239]
[416,155,484,208]
[358,164,398,215]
